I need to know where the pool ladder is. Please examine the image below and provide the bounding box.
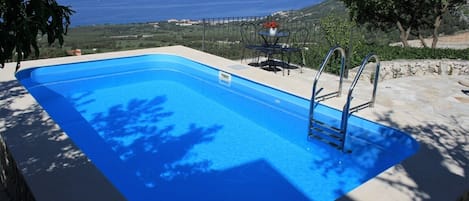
[308,46,380,153]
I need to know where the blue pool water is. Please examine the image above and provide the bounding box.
[17,54,419,201]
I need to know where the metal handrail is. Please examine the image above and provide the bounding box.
[309,45,346,117]
[340,53,380,151]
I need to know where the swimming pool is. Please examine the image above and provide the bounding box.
[16,54,419,201]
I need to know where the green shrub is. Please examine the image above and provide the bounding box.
[338,44,468,69]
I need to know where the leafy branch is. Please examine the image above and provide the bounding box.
[0,0,74,72]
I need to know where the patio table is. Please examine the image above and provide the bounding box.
[256,30,290,72]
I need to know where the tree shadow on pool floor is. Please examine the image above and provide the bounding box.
[80,94,311,200]
[151,159,310,201]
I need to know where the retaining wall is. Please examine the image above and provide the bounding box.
[349,59,469,82]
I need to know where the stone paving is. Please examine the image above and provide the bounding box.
[243,56,469,201]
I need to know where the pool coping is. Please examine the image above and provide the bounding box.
[1,45,467,201]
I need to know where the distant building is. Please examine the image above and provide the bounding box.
[168,19,201,26]
[272,11,289,17]
[148,22,160,29]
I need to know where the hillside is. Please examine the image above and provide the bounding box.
[298,0,347,18]
[289,0,468,29]
[286,0,469,45]
[293,0,468,25]
[33,0,468,61]
[278,0,347,23]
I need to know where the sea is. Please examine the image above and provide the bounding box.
[57,0,322,26]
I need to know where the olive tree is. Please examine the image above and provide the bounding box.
[0,0,74,71]
[426,0,466,48]
[319,14,362,75]
[340,0,465,48]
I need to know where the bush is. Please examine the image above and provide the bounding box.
[340,44,468,69]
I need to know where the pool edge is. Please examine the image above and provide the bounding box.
[2,45,467,201]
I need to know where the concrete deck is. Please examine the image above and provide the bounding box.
[0,46,468,200]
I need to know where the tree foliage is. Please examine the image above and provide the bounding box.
[319,15,363,74]
[0,0,74,71]
[320,14,357,47]
[340,0,466,48]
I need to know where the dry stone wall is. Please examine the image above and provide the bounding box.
[349,59,469,82]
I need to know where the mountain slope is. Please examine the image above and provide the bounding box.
[286,0,347,23]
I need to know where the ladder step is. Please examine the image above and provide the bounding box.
[312,119,341,131]
[311,119,343,133]
[308,134,342,150]
[309,128,343,149]
[308,119,345,150]
[310,126,343,141]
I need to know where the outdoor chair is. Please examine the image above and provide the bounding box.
[280,27,309,75]
[240,22,263,66]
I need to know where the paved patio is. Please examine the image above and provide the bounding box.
[0,46,467,200]
[257,59,469,201]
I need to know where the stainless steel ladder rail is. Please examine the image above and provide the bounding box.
[309,45,346,112]
[339,53,380,151]
[308,50,380,153]
[308,46,346,150]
